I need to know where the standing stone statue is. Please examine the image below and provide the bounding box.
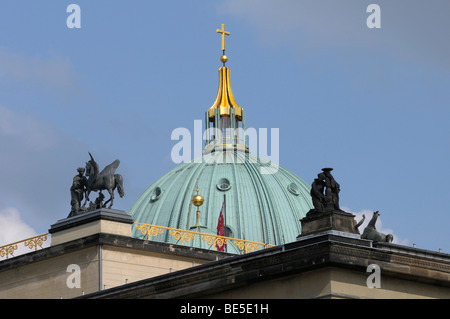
[310,168,343,214]
[69,167,88,217]
[310,172,326,212]
[323,168,341,211]
[301,167,362,236]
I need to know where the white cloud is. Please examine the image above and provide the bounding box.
[0,207,37,244]
[343,207,408,246]
[0,208,50,259]
[0,48,77,90]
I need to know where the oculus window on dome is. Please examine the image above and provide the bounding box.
[287,182,300,196]
[216,178,231,191]
[150,187,163,203]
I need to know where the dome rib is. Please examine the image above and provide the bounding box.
[242,154,271,244]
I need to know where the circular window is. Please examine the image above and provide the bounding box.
[287,182,300,196]
[150,187,163,202]
[216,178,231,191]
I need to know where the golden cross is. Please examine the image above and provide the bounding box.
[216,24,230,51]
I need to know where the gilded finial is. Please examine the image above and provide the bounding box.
[191,188,205,229]
[192,189,204,207]
[216,24,230,65]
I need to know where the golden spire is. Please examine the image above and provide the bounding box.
[216,24,230,65]
[208,67,242,119]
[208,23,242,119]
[205,24,247,152]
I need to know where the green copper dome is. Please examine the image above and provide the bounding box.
[128,149,313,252]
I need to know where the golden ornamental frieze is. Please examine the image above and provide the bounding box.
[134,222,274,254]
[0,233,48,260]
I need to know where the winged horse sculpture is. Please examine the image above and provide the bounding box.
[84,152,124,208]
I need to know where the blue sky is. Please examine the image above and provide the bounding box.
[0,1,449,253]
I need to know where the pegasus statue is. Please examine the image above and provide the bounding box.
[84,152,125,209]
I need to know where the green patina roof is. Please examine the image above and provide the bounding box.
[128,149,313,252]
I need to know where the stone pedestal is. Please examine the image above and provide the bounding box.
[298,210,360,238]
[49,208,134,246]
